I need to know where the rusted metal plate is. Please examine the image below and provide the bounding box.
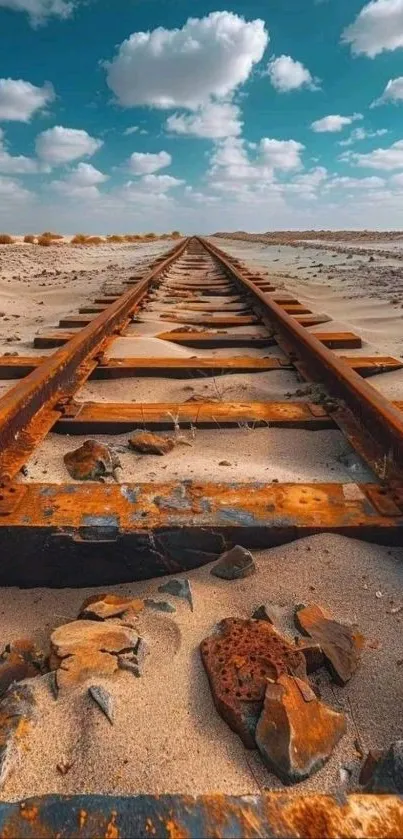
[59,315,95,327]
[342,356,403,376]
[0,482,401,587]
[294,315,332,327]
[312,333,362,349]
[55,400,334,433]
[156,331,274,348]
[33,332,76,348]
[158,314,259,327]
[281,305,312,315]
[0,793,402,839]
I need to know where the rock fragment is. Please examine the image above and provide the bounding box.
[64,440,121,481]
[200,618,307,748]
[78,593,144,622]
[359,749,385,788]
[255,675,346,784]
[294,604,364,685]
[0,639,46,697]
[158,578,193,611]
[211,546,256,580]
[129,431,175,455]
[88,685,114,725]
[145,599,176,614]
[50,620,139,689]
[365,741,403,794]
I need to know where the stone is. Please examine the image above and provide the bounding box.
[50,620,139,689]
[158,578,193,611]
[359,749,385,787]
[88,685,114,725]
[200,618,308,748]
[252,603,285,625]
[294,604,364,685]
[64,440,121,481]
[0,684,35,786]
[145,599,176,614]
[0,639,46,697]
[78,593,144,622]
[211,546,256,580]
[129,432,175,456]
[255,675,346,785]
[365,741,403,794]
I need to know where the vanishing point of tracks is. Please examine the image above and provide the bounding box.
[0,235,402,586]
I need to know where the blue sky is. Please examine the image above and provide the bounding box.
[1,0,403,232]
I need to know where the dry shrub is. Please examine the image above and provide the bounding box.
[0,234,14,245]
[159,233,170,239]
[86,236,104,245]
[107,234,124,243]
[71,234,88,245]
[41,231,64,240]
[171,230,181,238]
[144,232,157,239]
[23,234,36,244]
[37,236,52,246]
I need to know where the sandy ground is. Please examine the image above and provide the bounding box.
[1,533,403,801]
[0,237,403,800]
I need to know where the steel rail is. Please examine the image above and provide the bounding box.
[200,236,403,483]
[0,237,189,481]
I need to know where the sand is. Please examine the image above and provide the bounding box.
[1,533,403,801]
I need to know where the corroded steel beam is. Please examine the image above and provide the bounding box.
[0,482,401,585]
[0,239,189,481]
[0,793,402,838]
[200,237,403,479]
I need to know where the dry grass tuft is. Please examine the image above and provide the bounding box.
[171,230,181,238]
[86,236,104,245]
[107,234,124,243]
[23,234,36,244]
[0,234,15,245]
[70,234,89,245]
[41,231,64,240]
[144,232,157,239]
[37,236,53,246]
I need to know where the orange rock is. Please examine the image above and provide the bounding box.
[255,674,346,784]
[129,431,175,455]
[295,604,364,685]
[64,440,121,480]
[50,620,139,689]
[79,593,144,621]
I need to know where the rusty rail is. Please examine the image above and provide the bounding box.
[200,236,403,483]
[0,238,189,481]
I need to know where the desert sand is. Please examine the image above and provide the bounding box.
[0,234,402,801]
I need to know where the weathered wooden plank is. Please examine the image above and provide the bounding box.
[156,331,274,348]
[158,314,259,327]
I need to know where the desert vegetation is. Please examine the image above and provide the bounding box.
[0,234,15,245]
[23,234,36,244]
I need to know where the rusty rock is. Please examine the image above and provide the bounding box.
[200,618,307,748]
[0,639,46,697]
[50,620,139,689]
[78,593,144,622]
[366,742,403,794]
[294,604,364,685]
[359,749,386,787]
[211,546,256,580]
[255,675,346,784]
[129,431,175,455]
[64,440,121,481]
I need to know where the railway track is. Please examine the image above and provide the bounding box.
[0,235,402,587]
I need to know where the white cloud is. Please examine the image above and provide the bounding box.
[105,11,268,109]
[328,175,386,189]
[372,76,403,106]
[311,113,363,132]
[259,138,304,171]
[342,0,403,57]
[390,172,403,187]
[123,126,139,135]
[285,166,328,199]
[266,55,319,93]
[50,163,108,200]
[0,174,32,201]
[0,0,74,27]
[35,125,102,164]
[139,174,184,192]
[343,139,403,170]
[0,128,38,173]
[338,127,388,146]
[0,78,55,121]
[63,162,108,186]
[128,150,171,175]
[166,101,242,139]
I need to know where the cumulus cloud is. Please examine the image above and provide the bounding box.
[128,150,171,175]
[139,174,184,192]
[259,138,304,170]
[166,101,242,139]
[0,174,32,201]
[311,113,362,132]
[372,76,403,106]
[105,11,268,109]
[328,175,386,189]
[342,0,403,57]
[63,162,108,186]
[0,78,55,121]
[338,127,388,146]
[343,139,403,170]
[0,0,75,27]
[266,55,319,93]
[0,128,38,173]
[35,126,102,164]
